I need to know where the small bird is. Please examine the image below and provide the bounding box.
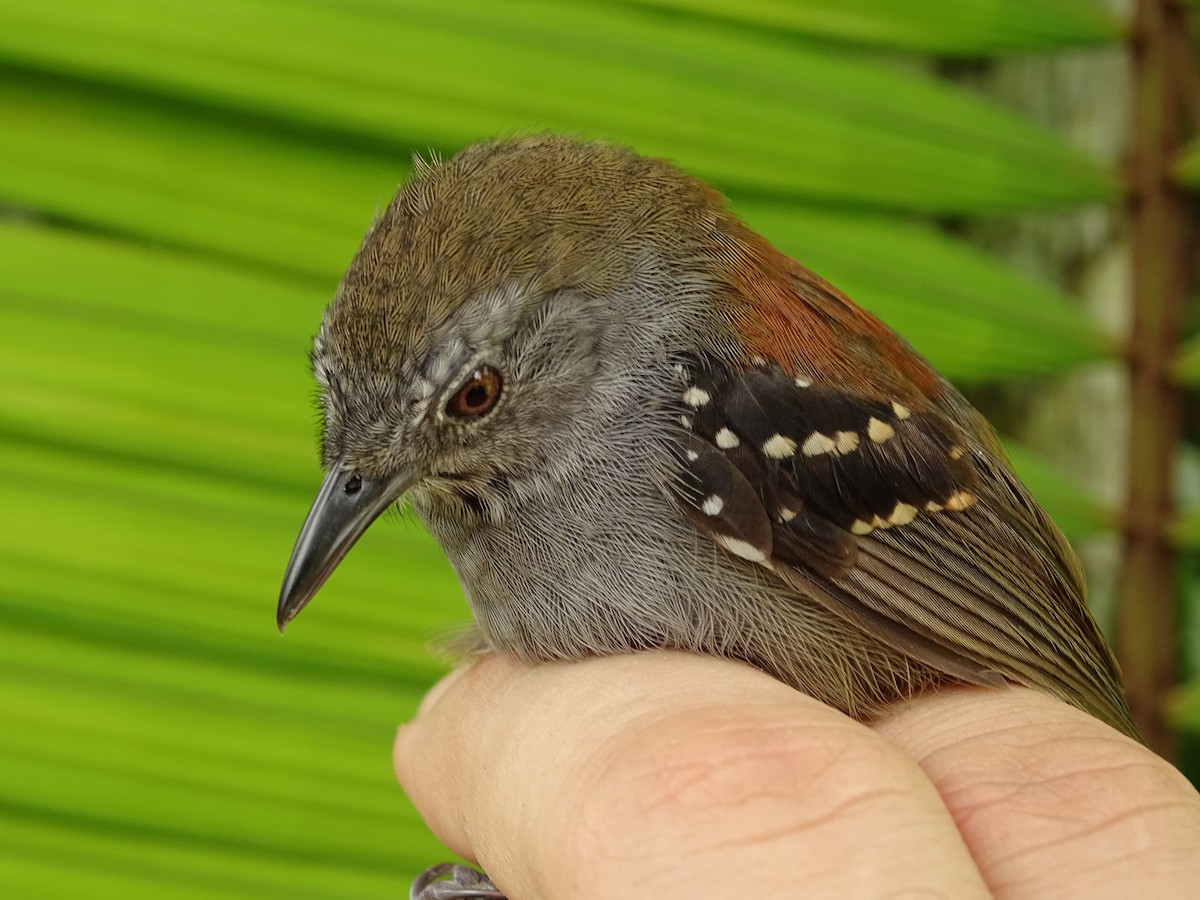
[279,133,1136,736]
[279,134,1137,899]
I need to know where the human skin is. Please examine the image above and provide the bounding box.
[395,653,1200,900]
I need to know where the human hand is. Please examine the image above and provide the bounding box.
[395,653,1200,899]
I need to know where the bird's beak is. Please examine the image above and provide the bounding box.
[277,463,416,632]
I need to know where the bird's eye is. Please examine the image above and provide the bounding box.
[447,366,503,418]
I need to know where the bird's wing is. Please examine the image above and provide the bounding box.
[672,355,1137,738]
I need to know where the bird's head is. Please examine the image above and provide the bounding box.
[277,135,731,628]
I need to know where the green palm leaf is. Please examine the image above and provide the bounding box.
[0,0,1138,895]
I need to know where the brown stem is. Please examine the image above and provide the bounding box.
[1118,0,1196,757]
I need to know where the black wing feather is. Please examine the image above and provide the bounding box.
[672,355,1137,738]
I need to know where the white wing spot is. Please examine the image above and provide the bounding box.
[412,376,435,400]
[948,445,965,460]
[778,506,798,523]
[683,386,711,407]
[925,501,943,513]
[888,502,918,526]
[685,449,699,462]
[794,375,813,388]
[701,495,725,516]
[867,418,895,443]
[717,535,768,564]
[802,432,836,457]
[892,401,912,420]
[680,414,693,429]
[834,431,860,454]
[944,490,977,511]
[850,519,875,535]
[750,355,767,367]
[715,427,740,449]
[763,434,798,459]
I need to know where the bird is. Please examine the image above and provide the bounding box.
[278,134,1138,899]
[278,133,1137,745]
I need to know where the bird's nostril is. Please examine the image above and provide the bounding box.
[344,473,362,495]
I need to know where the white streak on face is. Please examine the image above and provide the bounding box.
[312,319,333,387]
[457,281,540,346]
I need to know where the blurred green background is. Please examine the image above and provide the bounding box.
[1,0,1197,897]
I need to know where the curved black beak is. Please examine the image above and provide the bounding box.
[277,464,415,632]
